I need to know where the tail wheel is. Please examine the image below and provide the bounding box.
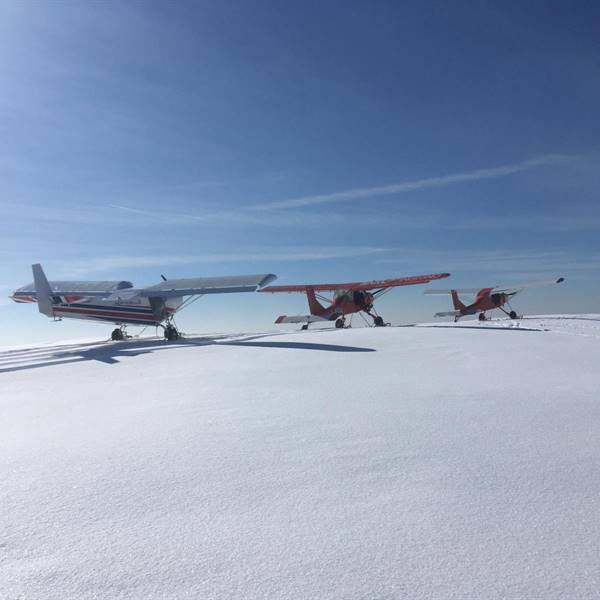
[509,310,518,319]
[335,318,345,329]
[111,328,124,341]
[373,316,385,327]
[301,324,309,331]
[478,313,486,321]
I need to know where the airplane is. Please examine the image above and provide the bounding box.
[259,272,451,329]
[424,277,565,322]
[10,264,277,341]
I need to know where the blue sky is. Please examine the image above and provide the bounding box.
[1,1,599,342]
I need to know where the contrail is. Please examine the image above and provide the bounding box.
[251,155,573,211]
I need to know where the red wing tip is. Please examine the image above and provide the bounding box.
[275,315,287,324]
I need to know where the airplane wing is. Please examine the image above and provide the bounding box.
[491,277,565,294]
[260,272,450,293]
[424,277,564,296]
[139,274,277,298]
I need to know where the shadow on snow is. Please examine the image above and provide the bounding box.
[0,333,375,374]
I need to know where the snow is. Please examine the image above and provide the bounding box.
[1,316,600,599]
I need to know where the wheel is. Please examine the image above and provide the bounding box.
[373,316,385,327]
[301,324,308,331]
[164,325,179,341]
[335,318,345,329]
[509,311,518,319]
[478,313,486,321]
[111,328,124,341]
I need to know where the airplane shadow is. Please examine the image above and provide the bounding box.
[0,333,375,374]
[200,340,374,352]
[417,325,545,332]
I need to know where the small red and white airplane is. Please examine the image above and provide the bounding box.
[260,272,451,329]
[424,277,565,322]
[11,264,277,340]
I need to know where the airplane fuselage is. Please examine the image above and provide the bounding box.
[11,292,181,326]
[451,288,518,319]
[460,290,516,316]
[312,289,376,320]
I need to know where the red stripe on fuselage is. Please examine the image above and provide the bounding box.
[54,305,160,323]
[11,296,36,303]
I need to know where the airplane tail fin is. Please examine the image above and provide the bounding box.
[32,263,55,317]
[306,288,326,316]
[451,290,467,311]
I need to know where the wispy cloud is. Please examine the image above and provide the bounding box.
[108,153,591,230]
[447,214,600,232]
[108,202,600,233]
[250,155,575,211]
[377,248,600,280]
[5,155,587,234]
[161,179,227,192]
[53,247,387,275]
[108,203,374,228]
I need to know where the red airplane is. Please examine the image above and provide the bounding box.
[260,272,450,329]
[425,277,565,322]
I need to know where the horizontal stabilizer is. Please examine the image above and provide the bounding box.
[275,315,328,324]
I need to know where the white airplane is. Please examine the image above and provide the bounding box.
[10,264,277,340]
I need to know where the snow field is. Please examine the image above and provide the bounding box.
[1,318,599,599]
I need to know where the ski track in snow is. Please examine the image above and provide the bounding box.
[1,315,600,599]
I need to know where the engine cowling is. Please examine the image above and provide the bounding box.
[490,293,507,306]
[353,290,374,309]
